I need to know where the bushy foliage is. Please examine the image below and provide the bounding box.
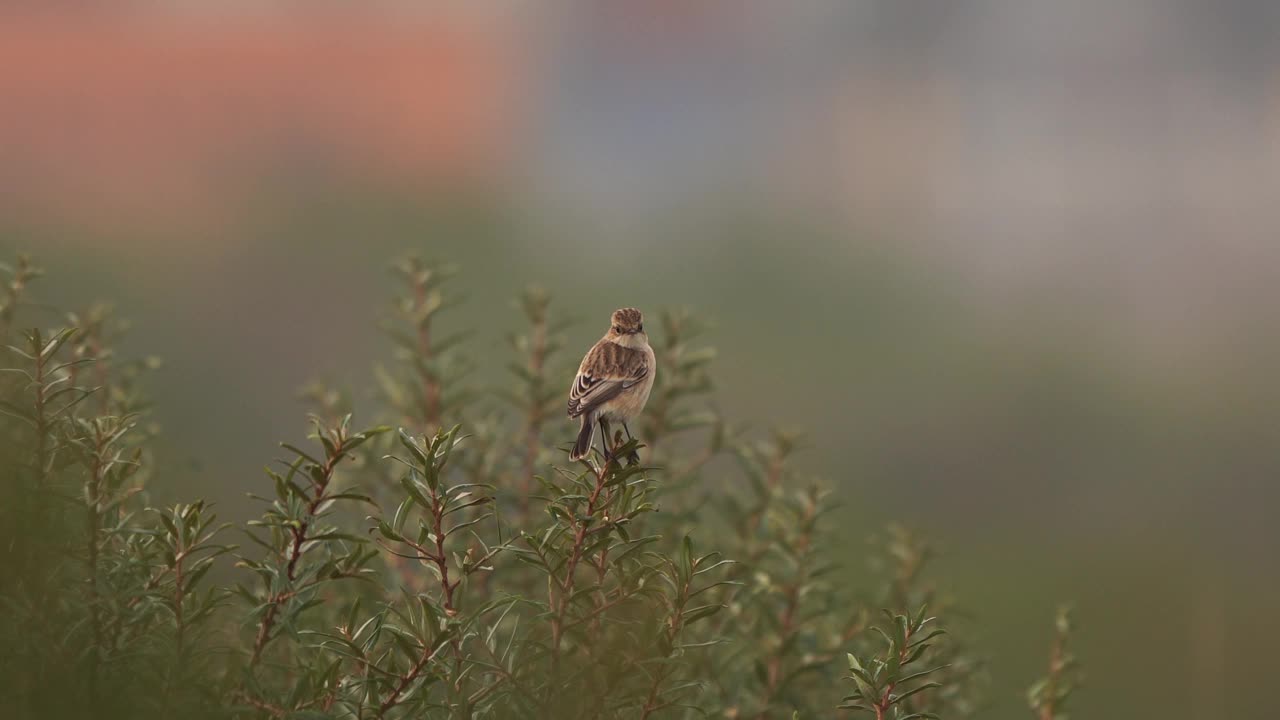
[0,253,1078,719]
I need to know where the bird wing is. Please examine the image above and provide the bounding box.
[567,340,649,418]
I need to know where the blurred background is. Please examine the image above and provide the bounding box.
[2,2,1277,717]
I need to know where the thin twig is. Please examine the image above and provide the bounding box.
[249,438,346,668]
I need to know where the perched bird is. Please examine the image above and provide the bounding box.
[567,308,656,463]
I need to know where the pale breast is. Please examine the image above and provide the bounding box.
[599,344,656,422]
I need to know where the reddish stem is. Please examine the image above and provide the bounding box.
[1039,622,1066,720]
[249,436,345,668]
[755,496,814,719]
[550,458,614,666]
[84,420,114,709]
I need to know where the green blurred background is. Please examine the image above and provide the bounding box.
[3,3,1277,717]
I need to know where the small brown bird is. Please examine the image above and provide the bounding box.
[567,308,656,463]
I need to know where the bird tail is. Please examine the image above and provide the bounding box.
[570,411,595,461]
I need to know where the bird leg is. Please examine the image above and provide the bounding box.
[621,422,641,466]
[598,417,614,461]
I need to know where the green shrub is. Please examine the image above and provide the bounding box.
[0,253,1078,719]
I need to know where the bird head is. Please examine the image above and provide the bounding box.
[608,307,644,337]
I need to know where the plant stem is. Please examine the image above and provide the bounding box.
[376,640,443,719]
[639,666,670,720]
[641,570,691,719]
[549,458,613,673]
[429,479,472,716]
[85,424,106,710]
[1039,618,1066,720]
[174,536,187,659]
[249,438,344,668]
[873,623,916,720]
[755,491,815,719]
[159,523,188,717]
[31,332,51,488]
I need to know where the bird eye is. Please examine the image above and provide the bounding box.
[612,326,621,333]
[638,324,644,332]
